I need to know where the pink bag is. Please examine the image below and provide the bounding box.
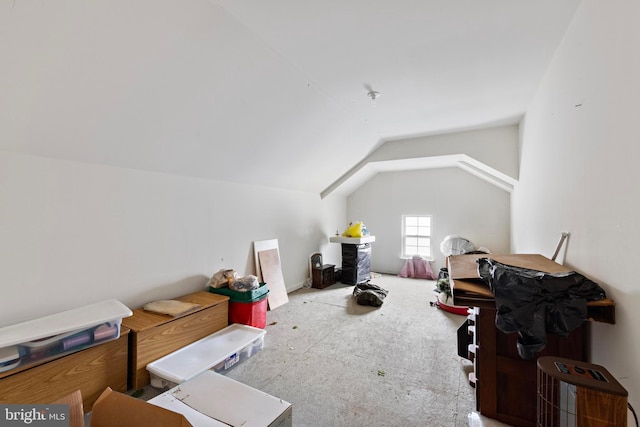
[399,256,436,280]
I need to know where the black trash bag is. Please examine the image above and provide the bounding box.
[477,257,606,360]
[353,283,388,307]
[341,243,371,285]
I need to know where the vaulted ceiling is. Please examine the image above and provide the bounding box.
[1,0,581,194]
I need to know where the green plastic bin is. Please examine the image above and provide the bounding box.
[209,282,269,303]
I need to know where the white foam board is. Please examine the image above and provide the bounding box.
[148,392,228,427]
[149,370,292,427]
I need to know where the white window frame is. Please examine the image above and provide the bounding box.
[401,215,432,258]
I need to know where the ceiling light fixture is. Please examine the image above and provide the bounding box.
[367,90,380,102]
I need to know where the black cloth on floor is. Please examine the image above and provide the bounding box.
[353,282,388,307]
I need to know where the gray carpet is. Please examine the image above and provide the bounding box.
[225,274,476,427]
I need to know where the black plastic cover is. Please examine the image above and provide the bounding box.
[341,243,371,285]
[457,319,472,361]
[477,257,606,360]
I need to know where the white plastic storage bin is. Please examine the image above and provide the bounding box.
[0,300,131,374]
[147,323,266,389]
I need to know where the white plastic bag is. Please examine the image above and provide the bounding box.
[230,275,259,292]
[440,235,476,257]
[207,269,237,289]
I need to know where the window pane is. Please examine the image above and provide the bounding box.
[405,216,418,227]
[418,237,430,246]
[402,215,432,258]
[417,225,430,236]
[417,247,430,256]
[418,217,431,227]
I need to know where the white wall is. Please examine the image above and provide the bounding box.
[0,0,349,327]
[0,0,371,194]
[0,151,345,326]
[513,0,640,416]
[326,125,520,197]
[369,125,520,181]
[347,167,511,274]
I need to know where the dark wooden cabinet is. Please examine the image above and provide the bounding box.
[467,306,587,427]
[448,254,613,427]
[312,264,335,289]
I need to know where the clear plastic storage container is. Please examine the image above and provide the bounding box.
[147,323,266,389]
[0,300,131,374]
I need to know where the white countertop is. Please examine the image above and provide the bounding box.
[329,236,376,244]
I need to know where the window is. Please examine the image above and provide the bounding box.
[402,215,431,258]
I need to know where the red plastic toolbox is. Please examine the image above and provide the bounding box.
[229,296,267,329]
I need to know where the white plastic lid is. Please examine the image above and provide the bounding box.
[0,300,132,348]
[147,324,266,385]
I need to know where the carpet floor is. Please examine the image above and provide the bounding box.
[224,274,476,427]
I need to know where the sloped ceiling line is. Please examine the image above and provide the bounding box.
[320,153,517,199]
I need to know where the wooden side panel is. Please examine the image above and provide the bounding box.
[52,390,84,427]
[476,306,497,416]
[576,387,627,427]
[0,330,129,412]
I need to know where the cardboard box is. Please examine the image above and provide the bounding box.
[52,390,84,427]
[148,370,292,427]
[90,388,192,427]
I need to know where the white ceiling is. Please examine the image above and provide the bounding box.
[208,0,581,194]
[1,0,581,194]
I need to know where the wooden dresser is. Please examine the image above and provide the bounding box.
[312,264,336,289]
[122,291,229,390]
[466,306,587,426]
[449,254,616,427]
